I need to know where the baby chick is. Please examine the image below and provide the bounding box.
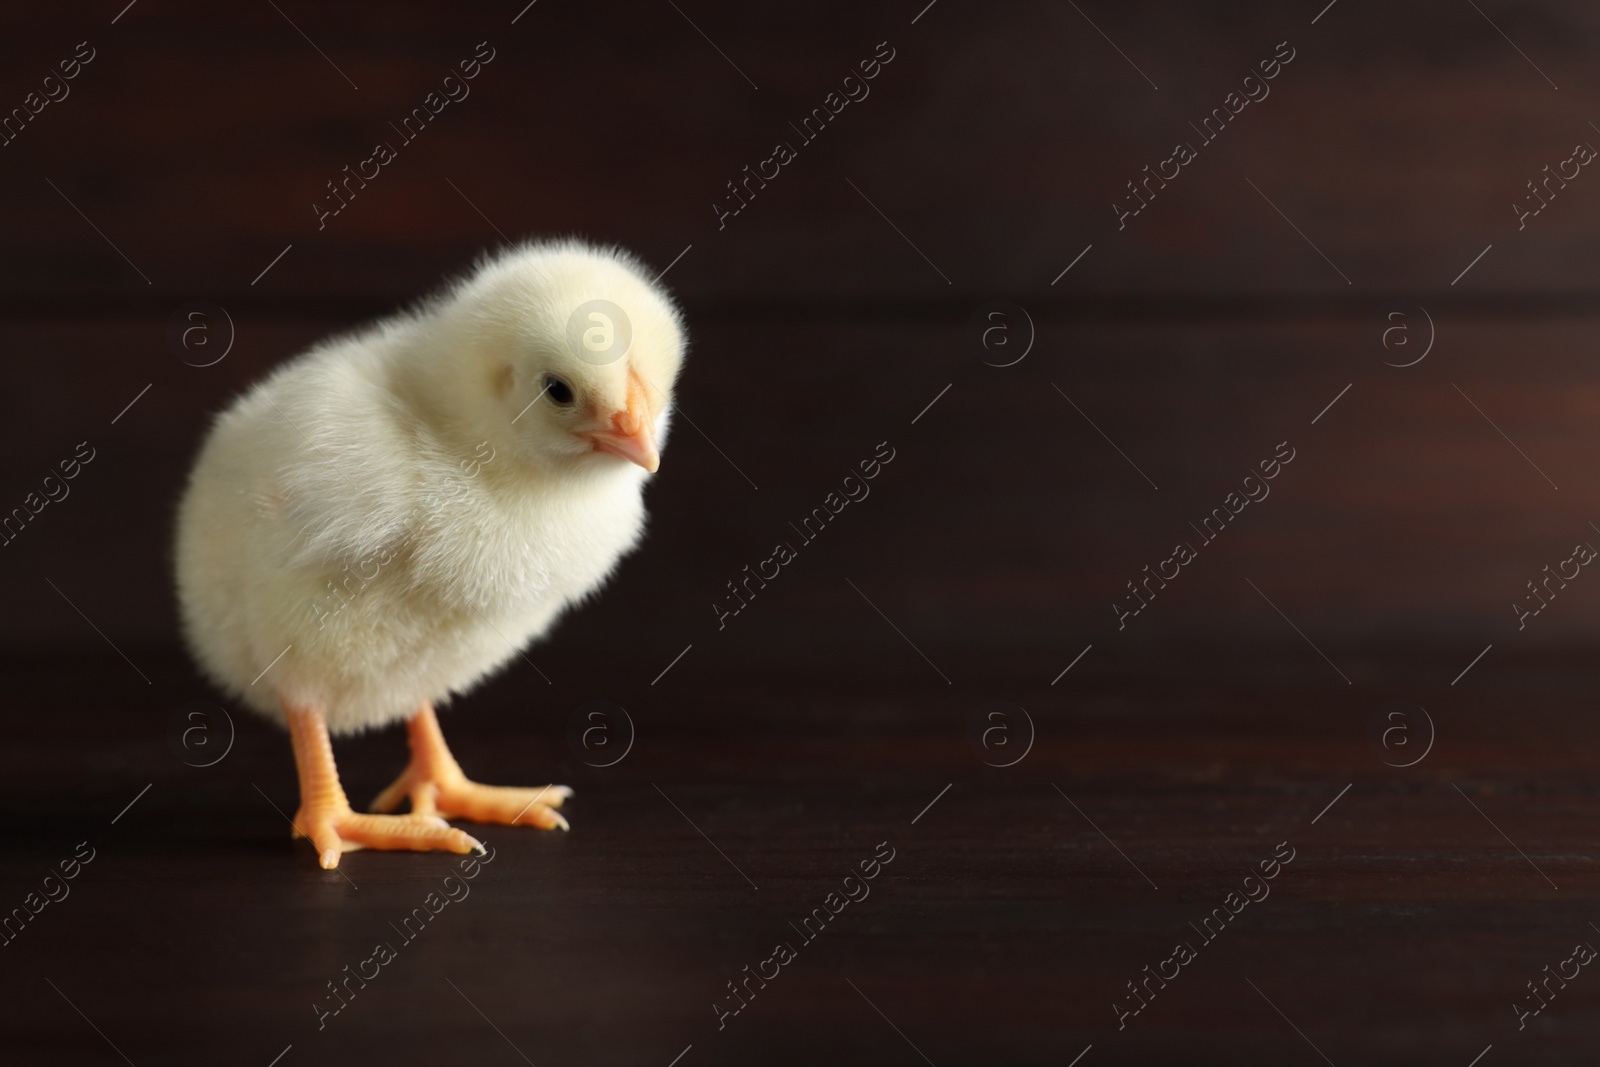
[176,240,685,868]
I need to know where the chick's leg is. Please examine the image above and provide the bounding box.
[285,699,482,869]
[369,703,571,830]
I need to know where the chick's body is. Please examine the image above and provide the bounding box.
[175,241,683,865]
[178,330,641,734]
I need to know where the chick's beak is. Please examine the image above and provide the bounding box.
[583,370,659,473]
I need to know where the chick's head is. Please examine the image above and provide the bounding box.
[433,241,686,477]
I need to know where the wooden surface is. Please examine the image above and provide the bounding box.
[2,646,1598,1065]
[5,0,1600,1062]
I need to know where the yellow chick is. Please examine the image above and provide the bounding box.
[175,240,685,868]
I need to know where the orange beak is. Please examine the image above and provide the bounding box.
[583,369,659,473]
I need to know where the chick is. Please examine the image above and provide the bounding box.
[176,240,685,868]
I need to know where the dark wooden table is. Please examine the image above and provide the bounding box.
[1,643,1594,1066]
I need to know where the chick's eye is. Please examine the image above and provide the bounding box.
[545,376,574,405]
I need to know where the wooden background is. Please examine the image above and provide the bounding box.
[6,0,1600,658]
[3,1,1600,1064]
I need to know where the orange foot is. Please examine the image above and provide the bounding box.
[284,699,481,870]
[369,703,572,831]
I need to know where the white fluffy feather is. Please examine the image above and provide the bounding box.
[175,240,685,734]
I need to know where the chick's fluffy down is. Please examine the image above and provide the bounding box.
[175,241,683,734]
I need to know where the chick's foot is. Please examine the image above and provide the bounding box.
[370,703,572,831]
[292,806,481,870]
[283,699,481,870]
